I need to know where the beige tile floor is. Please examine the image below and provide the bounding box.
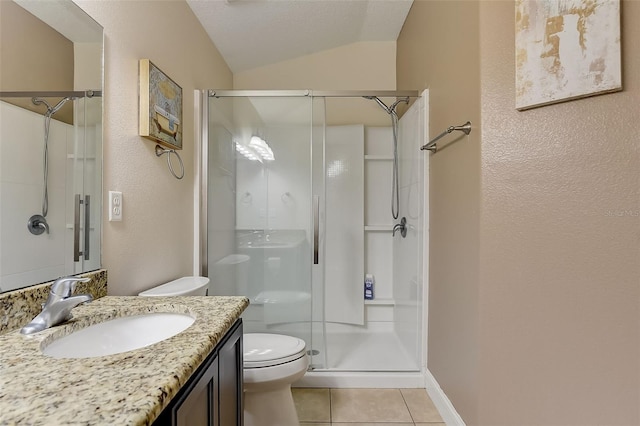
[292,388,445,425]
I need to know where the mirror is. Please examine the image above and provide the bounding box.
[0,0,103,292]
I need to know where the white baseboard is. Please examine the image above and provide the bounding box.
[424,369,466,426]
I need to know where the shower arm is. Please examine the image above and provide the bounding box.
[420,121,471,153]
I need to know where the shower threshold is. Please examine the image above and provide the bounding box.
[295,370,426,389]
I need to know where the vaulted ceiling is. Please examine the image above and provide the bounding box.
[186,0,413,73]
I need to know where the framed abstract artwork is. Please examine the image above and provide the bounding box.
[139,59,183,149]
[515,0,621,110]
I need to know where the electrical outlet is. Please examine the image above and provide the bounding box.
[109,191,122,221]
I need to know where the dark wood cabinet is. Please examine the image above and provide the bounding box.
[154,319,243,426]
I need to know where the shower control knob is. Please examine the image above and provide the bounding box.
[28,214,49,235]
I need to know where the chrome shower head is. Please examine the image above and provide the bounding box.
[365,96,391,114]
[389,97,410,111]
[363,96,410,116]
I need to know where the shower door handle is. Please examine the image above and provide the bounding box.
[74,194,81,262]
[74,194,90,261]
[313,195,319,265]
[84,195,90,260]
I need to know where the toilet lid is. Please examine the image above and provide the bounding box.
[243,333,306,368]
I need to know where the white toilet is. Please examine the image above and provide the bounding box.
[138,276,209,297]
[243,333,309,426]
[210,257,310,425]
[139,276,309,425]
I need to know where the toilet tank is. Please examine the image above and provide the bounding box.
[138,276,210,297]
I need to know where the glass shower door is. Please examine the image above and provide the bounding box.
[206,93,315,361]
[67,94,102,275]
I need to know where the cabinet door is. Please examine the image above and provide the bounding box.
[176,356,218,426]
[218,322,243,426]
[153,319,243,426]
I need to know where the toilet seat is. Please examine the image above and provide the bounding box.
[243,333,306,368]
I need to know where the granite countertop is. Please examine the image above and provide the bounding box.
[0,295,249,425]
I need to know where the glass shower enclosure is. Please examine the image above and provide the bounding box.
[201,90,425,380]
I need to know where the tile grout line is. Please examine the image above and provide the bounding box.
[330,388,334,425]
[399,388,417,425]
[298,387,445,426]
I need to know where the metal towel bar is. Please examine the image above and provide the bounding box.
[421,121,472,153]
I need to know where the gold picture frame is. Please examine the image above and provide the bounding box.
[139,59,183,150]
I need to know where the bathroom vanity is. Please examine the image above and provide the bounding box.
[0,295,248,425]
[153,317,243,426]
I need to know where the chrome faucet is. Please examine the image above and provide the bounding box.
[392,217,407,238]
[20,276,93,335]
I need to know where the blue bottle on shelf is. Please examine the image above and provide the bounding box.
[364,274,375,300]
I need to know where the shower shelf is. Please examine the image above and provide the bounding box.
[364,298,395,306]
[364,155,393,161]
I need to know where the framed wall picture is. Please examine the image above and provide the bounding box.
[139,59,183,149]
[515,0,621,110]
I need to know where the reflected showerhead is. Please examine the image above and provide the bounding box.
[32,97,52,110]
[32,97,74,116]
[49,97,71,114]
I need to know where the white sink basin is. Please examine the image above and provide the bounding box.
[42,312,195,359]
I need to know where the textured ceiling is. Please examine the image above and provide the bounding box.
[186,0,413,72]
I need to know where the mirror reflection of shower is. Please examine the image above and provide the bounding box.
[27,96,74,235]
[363,96,409,220]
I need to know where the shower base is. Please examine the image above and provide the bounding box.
[296,325,425,388]
[243,320,424,388]
[321,328,418,371]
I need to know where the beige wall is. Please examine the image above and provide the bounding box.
[0,0,75,123]
[234,41,396,90]
[234,41,397,126]
[0,0,74,91]
[397,0,481,421]
[477,1,639,424]
[74,42,102,91]
[398,1,640,425]
[75,0,232,295]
